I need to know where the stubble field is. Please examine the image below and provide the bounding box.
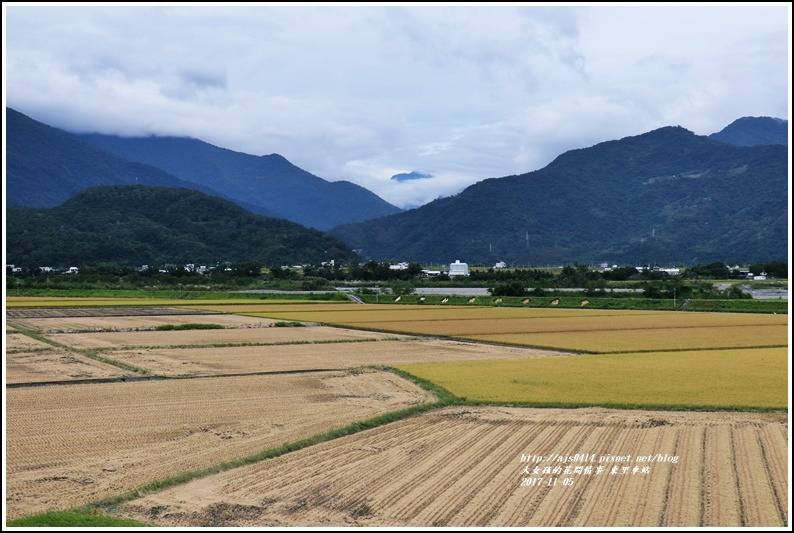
[116,406,788,527]
[4,301,789,527]
[6,369,435,519]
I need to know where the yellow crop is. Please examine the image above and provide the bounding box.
[398,347,787,409]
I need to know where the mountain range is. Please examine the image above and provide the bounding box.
[5,108,789,267]
[331,123,788,266]
[6,108,401,230]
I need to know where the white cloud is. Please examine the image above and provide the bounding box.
[4,3,790,209]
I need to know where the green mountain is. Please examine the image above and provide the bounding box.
[6,108,188,205]
[330,126,788,266]
[73,132,402,230]
[6,186,359,267]
[709,116,788,146]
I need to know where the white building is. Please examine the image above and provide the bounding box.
[449,260,470,277]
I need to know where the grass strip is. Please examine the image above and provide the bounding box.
[91,337,405,352]
[40,367,459,518]
[8,324,151,375]
[91,407,450,509]
[154,323,224,331]
[6,511,151,528]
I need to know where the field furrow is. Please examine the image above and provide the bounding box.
[732,425,784,526]
[701,425,742,525]
[659,425,703,526]
[112,407,787,527]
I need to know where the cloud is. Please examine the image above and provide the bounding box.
[4,4,789,209]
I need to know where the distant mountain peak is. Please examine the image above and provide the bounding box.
[390,171,433,182]
[709,116,788,146]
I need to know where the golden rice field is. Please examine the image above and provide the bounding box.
[201,304,789,354]
[279,313,785,337]
[3,300,789,527]
[397,347,788,409]
[462,324,788,353]
[209,304,655,322]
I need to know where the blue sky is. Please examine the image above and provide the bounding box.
[4,3,790,208]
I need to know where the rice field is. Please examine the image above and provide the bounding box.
[461,324,788,353]
[4,300,789,527]
[209,304,789,354]
[113,406,789,527]
[397,347,788,409]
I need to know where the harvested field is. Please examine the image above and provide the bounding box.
[44,325,403,350]
[5,332,54,352]
[107,339,571,377]
[5,369,435,519]
[7,313,279,334]
[114,406,788,527]
[6,349,134,384]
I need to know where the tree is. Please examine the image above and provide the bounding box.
[489,281,528,297]
[389,281,416,296]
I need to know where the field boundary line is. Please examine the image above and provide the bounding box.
[7,324,151,375]
[89,337,406,353]
[6,368,350,389]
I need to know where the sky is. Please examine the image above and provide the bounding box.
[3,3,791,209]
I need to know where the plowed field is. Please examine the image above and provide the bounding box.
[115,406,788,527]
[5,369,435,519]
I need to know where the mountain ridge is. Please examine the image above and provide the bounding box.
[6,185,360,267]
[73,130,403,230]
[330,125,788,265]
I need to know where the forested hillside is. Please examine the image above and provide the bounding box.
[331,126,788,265]
[7,186,359,267]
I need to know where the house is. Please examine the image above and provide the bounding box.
[494,261,507,269]
[449,260,469,277]
[65,267,79,274]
